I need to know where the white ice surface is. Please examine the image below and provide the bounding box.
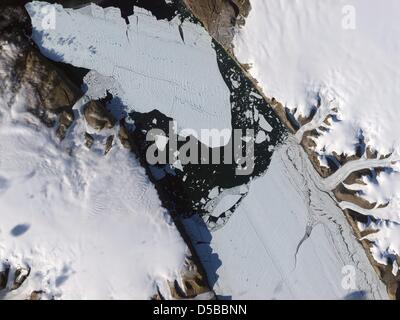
[185,138,388,299]
[0,91,187,299]
[233,0,400,157]
[26,2,232,147]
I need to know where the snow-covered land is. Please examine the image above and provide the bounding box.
[0,41,191,299]
[233,0,400,286]
[26,1,232,147]
[234,0,400,157]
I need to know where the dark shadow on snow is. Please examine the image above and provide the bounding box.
[344,290,367,300]
[10,224,30,237]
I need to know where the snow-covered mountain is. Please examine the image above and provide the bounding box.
[231,0,400,298]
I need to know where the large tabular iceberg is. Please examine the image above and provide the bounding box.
[26,1,232,147]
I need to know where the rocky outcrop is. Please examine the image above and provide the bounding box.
[168,255,212,299]
[23,50,81,115]
[333,184,376,210]
[56,110,75,140]
[0,262,48,300]
[118,122,133,149]
[183,0,251,50]
[0,6,81,133]
[0,265,9,290]
[104,135,114,155]
[0,263,30,293]
[83,100,115,130]
[84,132,95,149]
[11,267,30,291]
[29,290,43,300]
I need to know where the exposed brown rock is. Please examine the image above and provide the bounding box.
[168,255,212,299]
[104,135,114,155]
[0,264,30,292]
[298,126,365,179]
[366,146,379,159]
[11,266,30,291]
[300,131,334,178]
[342,169,371,185]
[183,0,251,50]
[83,100,115,130]
[333,183,376,210]
[116,120,215,300]
[180,256,211,298]
[118,123,133,149]
[359,228,379,239]
[84,132,94,149]
[24,50,81,114]
[56,110,75,140]
[0,6,81,130]
[335,168,390,210]
[267,99,298,134]
[0,265,10,290]
[29,290,43,301]
[151,292,163,300]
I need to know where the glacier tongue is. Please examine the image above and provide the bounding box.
[185,137,388,299]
